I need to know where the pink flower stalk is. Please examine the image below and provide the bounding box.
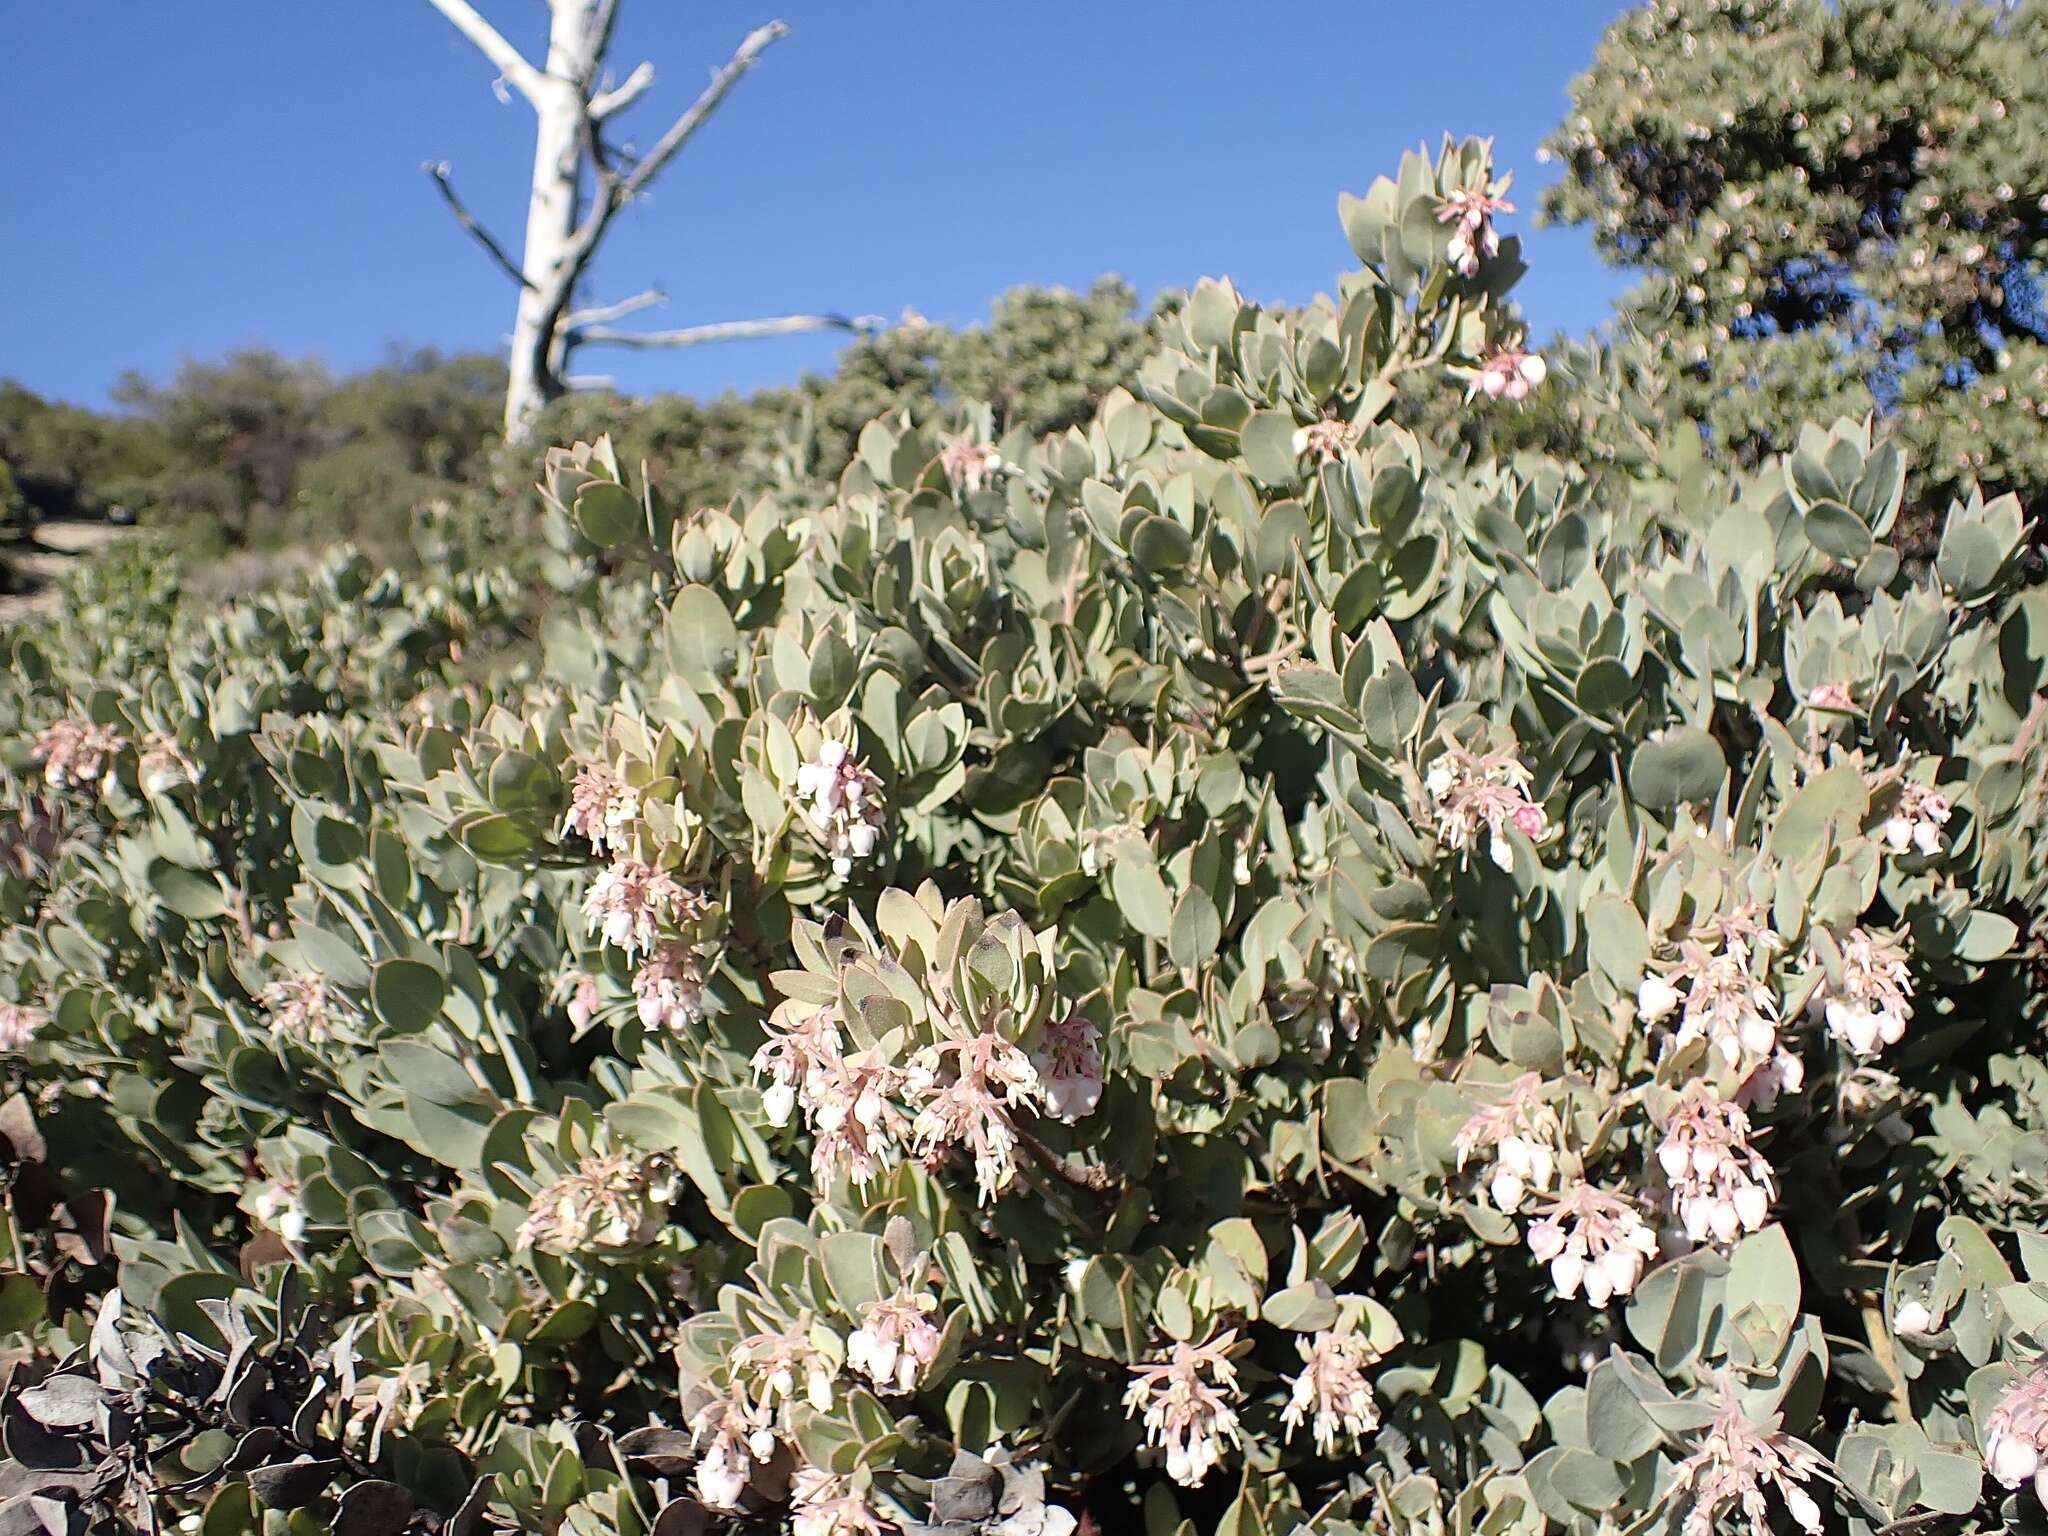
[733,1321,837,1417]
[581,858,690,959]
[941,436,1006,496]
[908,1027,1044,1203]
[1454,1072,1563,1212]
[633,942,705,1034]
[1031,1012,1104,1122]
[1122,1331,1245,1488]
[0,1003,43,1052]
[1671,1392,1828,1536]
[33,719,128,796]
[752,1006,846,1129]
[1526,1183,1658,1306]
[561,761,639,854]
[806,1048,911,1189]
[847,1285,943,1395]
[1280,1327,1382,1455]
[260,974,340,1042]
[1290,419,1362,464]
[1424,741,1548,871]
[1984,1367,2048,1493]
[689,1384,776,1510]
[1657,1082,1775,1246]
[1805,682,1856,712]
[790,1469,893,1536]
[1884,781,1951,856]
[1810,927,1913,1057]
[515,1150,678,1254]
[1437,184,1516,276]
[1638,907,1787,1078]
[795,740,887,876]
[560,971,603,1036]
[1467,343,1548,404]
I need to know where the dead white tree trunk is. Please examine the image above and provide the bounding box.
[423,0,880,440]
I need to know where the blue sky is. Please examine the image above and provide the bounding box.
[1,3,1635,409]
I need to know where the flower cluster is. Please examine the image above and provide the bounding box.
[560,970,603,1035]
[1466,341,1547,403]
[138,732,197,795]
[33,718,127,796]
[1656,1082,1775,1246]
[1984,1368,2048,1497]
[250,1176,306,1243]
[1671,1393,1827,1536]
[1527,1183,1658,1306]
[907,1024,1043,1202]
[1291,418,1362,463]
[561,761,640,855]
[1436,183,1515,275]
[1454,1072,1564,1212]
[582,858,692,959]
[633,941,706,1034]
[791,1469,892,1536]
[690,1383,778,1510]
[847,1285,942,1394]
[1810,927,1913,1056]
[515,1150,678,1254]
[1279,1327,1382,1455]
[1424,740,1548,871]
[0,1002,43,1052]
[1123,1332,1244,1487]
[1638,907,1789,1081]
[941,436,1006,495]
[1030,1012,1104,1122]
[260,974,342,1042]
[1884,780,1951,855]
[795,741,886,876]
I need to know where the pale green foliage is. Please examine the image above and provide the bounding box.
[0,135,2046,1536]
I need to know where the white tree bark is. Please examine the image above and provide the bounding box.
[422,0,880,441]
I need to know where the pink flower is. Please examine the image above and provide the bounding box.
[1436,184,1516,276]
[1290,419,1362,464]
[794,741,887,876]
[941,436,1006,496]
[688,1384,775,1510]
[752,1006,845,1129]
[1123,1332,1244,1488]
[560,971,603,1036]
[790,1469,893,1536]
[1672,1389,1828,1536]
[633,942,705,1034]
[1031,1012,1104,1122]
[1526,1183,1658,1306]
[1467,343,1548,404]
[261,975,342,1042]
[1641,906,1787,1078]
[1810,927,1913,1057]
[907,1027,1044,1203]
[1883,780,1951,856]
[1280,1327,1382,1455]
[732,1321,836,1417]
[581,858,691,959]
[806,1048,911,1189]
[847,1286,942,1394]
[515,1149,678,1254]
[1805,682,1856,712]
[0,1003,43,1052]
[33,718,127,796]
[1454,1072,1563,1213]
[561,761,639,854]
[1985,1367,2048,1492]
[1424,740,1548,871]
[1656,1082,1775,1246]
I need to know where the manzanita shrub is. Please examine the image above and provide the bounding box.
[2,137,2047,1536]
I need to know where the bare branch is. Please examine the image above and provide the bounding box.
[589,60,656,119]
[564,289,668,328]
[618,20,790,203]
[564,374,619,392]
[423,0,543,101]
[424,162,532,289]
[576,0,623,84]
[574,312,883,349]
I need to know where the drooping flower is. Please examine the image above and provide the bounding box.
[1671,1391,1828,1536]
[581,858,690,959]
[633,942,705,1034]
[1454,1072,1564,1212]
[1291,418,1362,463]
[732,1320,837,1418]
[805,1047,911,1189]
[1639,906,1788,1079]
[790,1468,893,1536]
[1656,1082,1775,1247]
[1279,1327,1382,1455]
[1424,740,1548,871]
[32,718,127,796]
[260,974,342,1042]
[1884,780,1951,856]
[1436,183,1516,275]
[1526,1183,1658,1306]
[0,1003,43,1052]
[752,1005,846,1129]
[138,733,197,795]
[1810,927,1913,1057]
[1465,342,1548,404]
[515,1150,678,1254]
[941,436,1006,496]
[795,740,887,876]
[689,1385,776,1510]
[847,1285,943,1395]
[560,970,603,1036]
[1122,1332,1245,1488]
[1984,1367,2048,1495]
[1031,1012,1103,1122]
[561,761,639,854]
[907,1026,1044,1202]
[250,1176,307,1244]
